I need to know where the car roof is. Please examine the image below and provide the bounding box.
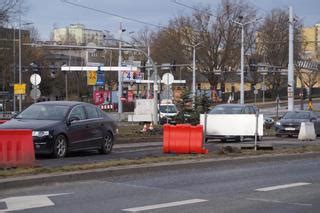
[34,101,86,107]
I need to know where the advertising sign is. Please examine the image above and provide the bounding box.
[122,70,143,82]
[14,84,26,95]
[96,66,105,86]
[93,90,111,105]
[87,71,97,85]
[127,90,134,102]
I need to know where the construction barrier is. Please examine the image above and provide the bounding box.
[163,124,208,154]
[298,122,316,141]
[0,129,35,167]
[0,120,7,124]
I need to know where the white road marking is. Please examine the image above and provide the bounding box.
[0,193,72,212]
[122,199,208,212]
[255,182,311,192]
[247,198,312,207]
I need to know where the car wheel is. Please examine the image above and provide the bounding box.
[99,132,114,154]
[257,136,263,141]
[275,134,281,137]
[53,134,68,158]
[221,138,227,142]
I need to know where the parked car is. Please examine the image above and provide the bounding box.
[159,103,178,125]
[0,101,118,158]
[207,104,260,142]
[208,104,257,115]
[275,110,320,137]
[264,116,274,129]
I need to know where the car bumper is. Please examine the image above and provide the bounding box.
[275,126,300,135]
[33,136,55,154]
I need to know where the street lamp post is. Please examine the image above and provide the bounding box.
[232,17,260,105]
[118,22,126,115]
[18,0,33,112]
[18,1,22,111]
[13,26,16,112]
[185,42,202,107]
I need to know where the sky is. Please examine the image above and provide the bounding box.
[20,0,320,41]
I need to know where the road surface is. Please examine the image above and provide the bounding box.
[1,154,320,212]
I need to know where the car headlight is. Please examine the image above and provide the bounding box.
[276,121,281,126]
[32,131,50,137]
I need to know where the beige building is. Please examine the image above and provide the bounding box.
[52,24,104,45]
[301,24,320,59]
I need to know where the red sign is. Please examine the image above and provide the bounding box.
[93,90,111,105]
[128,90,134,102]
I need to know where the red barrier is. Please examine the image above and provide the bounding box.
[0,120,8,124]
[163,124,208,154]
[0,130,35,167]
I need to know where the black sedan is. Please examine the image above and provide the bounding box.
[275,111,320,137]
[0,101,118,158]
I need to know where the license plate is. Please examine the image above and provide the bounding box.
[285,127,295,131]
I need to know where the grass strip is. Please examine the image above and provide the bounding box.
[1,145,320,179]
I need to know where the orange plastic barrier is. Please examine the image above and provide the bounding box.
[0,120,8,124]
[0,130,35,167]
[163,124,208,154]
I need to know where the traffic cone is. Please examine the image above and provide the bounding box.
[149,122,154,131]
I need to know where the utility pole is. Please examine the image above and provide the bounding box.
[18,0,22,111]
[13,27,16,112]
[184,42,201,107]
[240,24,244,105]
[147,43,150,98]
[118,22,124,114]
[288,6,294,111]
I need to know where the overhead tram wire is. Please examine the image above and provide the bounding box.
[61,0,165,29]
[171,0,217,18]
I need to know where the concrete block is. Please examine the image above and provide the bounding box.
[298,122,316,141]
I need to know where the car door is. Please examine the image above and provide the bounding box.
[84,105,104,147]
[66,105,90,150]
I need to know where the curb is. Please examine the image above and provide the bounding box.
[1,152,319,191]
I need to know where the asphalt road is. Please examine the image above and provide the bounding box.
[36,136,320,168]
[1,154,320,212]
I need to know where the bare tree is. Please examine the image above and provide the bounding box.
[0,0,18,26]
[256,8,302,98]
[146,0,258,89]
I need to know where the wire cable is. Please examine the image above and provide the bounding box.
[61,0,165,29]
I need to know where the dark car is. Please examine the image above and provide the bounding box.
[275,111,320,137]
[0,101,118,158]
[207,104,260,142]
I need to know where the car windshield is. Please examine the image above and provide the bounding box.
[159,105,177,113]
[16,104,70,120]
[209,105,243,114]
[283,112,310,119]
